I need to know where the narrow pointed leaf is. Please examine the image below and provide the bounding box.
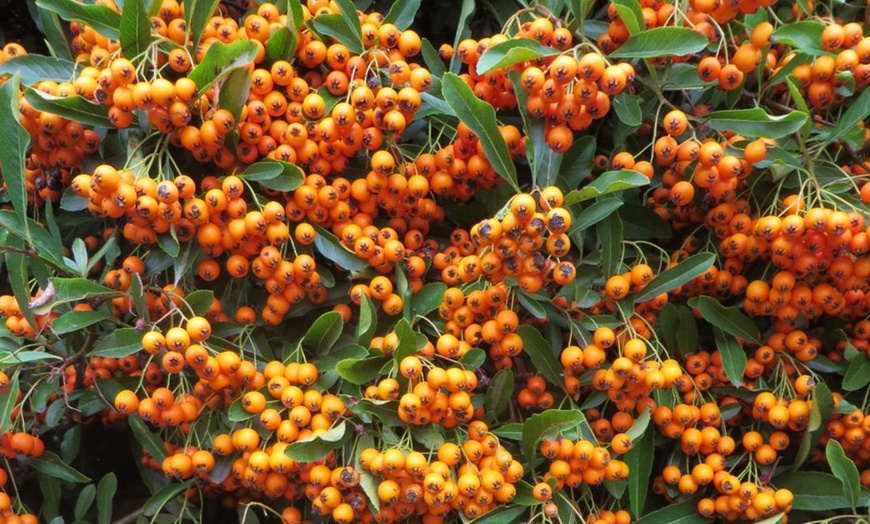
[635,253,715,302]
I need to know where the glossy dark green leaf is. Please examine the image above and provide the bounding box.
[611,27,708,58]
[183,0,220,50]
[442,73,518,191]
[714,326,746,387]
[517,325,563,390]
[336,356,388,384]
[0,56,75,86]
[0,76,30,219]
[634,498,710,524]
[218,66,251,125]
[409,282,446,318]
[52,277,122,302]
[635,253,715,302]
[39,472,61,521]
[0,350,62,365]
[303,311,344,354]
[459,347,486,368]
[92,328,142,357]
[39,8,73,61]
[24,89,113,128]
[18,451,90,483]
[521,409,589,466]
[597,213,623,277]
[841,352,870,391]
[6,249,36,328]
[383,0,420,29]
[569,198,623,240]
[772,21,827,56]
[240,158,304,192]
[0,213,65,269]
[564,170,650,204]
[75,483,96,521]
[36,0,121,39]
[392,318,417,361]
[476,38,560,74]
[312,224,368,271]
[560,135,596,188]
[265,26,298,64]
[51,311,109,334]
[421,38,446,77]
[774,471,870,510]
[827,87,870,146]
[0,374,19,433]
[119,0,151,65]
[517,291,547,319]
[96,472,117,524]
[618,202,672,239]
[676,306,698,357]
[356,294,377,347]
[189,39,259,95]
[285,421,349,462]
[612,93,642,127]
[706,108,808,139]
[826,439,861,510]
[690,296,760,344]
[142,481,189,516]
[610,0,643,35]
[183,289,214,317]
[129,414,168,461]
[469,505,527,524]
[485,368,514,420]
[349,398,402,427]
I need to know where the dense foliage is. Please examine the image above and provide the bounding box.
[0,0,869,523]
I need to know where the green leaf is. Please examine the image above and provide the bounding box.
[449,0,475,73]
[312,224,368,271]
[612,93,642,127]
[51,311,109,334]
[676,306,698,356]
[469,505,527,524]
[24,89,113,128]
[6,250,36,329]
[421,38,446,78]
[409,282,446,318]
[392,318,417,361]
[0,76,31,219]
[265,26,299,64]
[827,87,870,146]
[0,211,66,270]
[774,471,870,510]
[35,0,121,39]
[93,328,142,357]
[18,451,90,483]
[618,203,671,239]
[227,396,257,422]
[705,108,808,139]
[459,347,486,368]
[476,38,560,74]
[285,421,349,462]
[714,326,746,387]
[521,409,590,466]
[142,482,189,516]
[52,277,122,302]
[39,472,61,521]
[96,472,117,524]
[0,350,62,365]
[336,356,388,384]
[303,311,344,354]
[350,398,403,427]
[634,498,710,524]
[611,27,708,59]
[119,0,151,65]
[383,0,420,30]
[842,352,870,391]
[597,213,623,277]
[183,0,220,49]
[188,39,259,95]
[39,8,74,61]
[772,21,827,57]
[184,289,214,317]
[0,374,19,433]
[564,170,650,204]
[610,0,643,36]
[75,483,96,521]
[560,135,596,188]
[569,198,623,240]
[484,368,514,421]
[690,296,760,344]
[635,253,715,302]
[0,56,75,86]
[128,414,168,462]
[441,73,519,192]
[356,294,377,347]
[826,439,861,510]
[217,66,250,124]
[241,159,304,192]
[517,325,564,391]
